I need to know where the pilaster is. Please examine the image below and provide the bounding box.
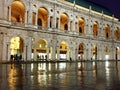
[27,37,32,61]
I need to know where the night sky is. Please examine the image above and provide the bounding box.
[87,0,120,20]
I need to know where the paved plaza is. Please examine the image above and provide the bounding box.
[0,61,120,90]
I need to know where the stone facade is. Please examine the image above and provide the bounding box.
[0,0,120,62]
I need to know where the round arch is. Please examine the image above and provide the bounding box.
[60,13,69,30]
[11,0,25,23]
[35,38,48,60]
[92,45,97,60]
[78,17,84,34]
[105,24,110,39]
[93,21,98,36]
[10,36,24,61]
[114,27,119,40]
[105,46,110,60]
[78,43,85,60]
[59,41,68,60]
[37,7,48,29]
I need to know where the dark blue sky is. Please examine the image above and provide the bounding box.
[87,0,120,20]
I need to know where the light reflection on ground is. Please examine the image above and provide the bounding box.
[0,61,120,90]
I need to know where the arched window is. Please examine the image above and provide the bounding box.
[60,13,68,30]
[105,24,110,39]
[93,21,98,36]
[78,18,84,34]
[11,1,25,23]
[114,27,119,40]
[38,7,48,29]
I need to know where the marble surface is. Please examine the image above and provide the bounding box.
[0,61,120,90]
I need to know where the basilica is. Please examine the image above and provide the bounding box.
[0,0,120,62]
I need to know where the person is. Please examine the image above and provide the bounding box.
[10,55,13,61]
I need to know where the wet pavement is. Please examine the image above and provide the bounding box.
[0,61,120,90]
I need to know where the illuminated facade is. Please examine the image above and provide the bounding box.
[0,0,120,62]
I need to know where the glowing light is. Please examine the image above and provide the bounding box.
[39,44,41,48]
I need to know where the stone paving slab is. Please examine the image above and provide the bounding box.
[0,61,120,90]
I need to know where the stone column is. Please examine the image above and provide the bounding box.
[28,11,32,25]
[102,46,106,60]
[53,13,56,29]
[68,19,70,31]
[75,22,78,32]
[53,1,56,29]
[69,47,72,60]
[23,45,27,61]
[118,47,120,60]
[58,17,60,29]
[0,0,3,19]
[75,48,78,60]
[71,47,76,61]
[98,47,101,60]
[66,48,69,60]
[84,49,87,60]
[51,39,57,61]
[88,17,92,36]
[48,15,50,29]
[56,46,60,60]
[87,47,92,60]
[85,48,89,60]
[3,3,8,21]
[111,46,115,60]
[5,43,10,61]
[1,33,9,61]
[72,20,75,31]
[35,12,38,26]
[46,47,49,61]
[33,47,37,61]
[25,10,28,24]
[0,33,3,61]
[97,47,99,60]
[9,6,11,21]
[27,37,32,61]
[52,45,56,61]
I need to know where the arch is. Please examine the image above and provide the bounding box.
[105,24,110,38]
[78,43,84,60]
[114,27,119,40]
[78,17,84,34]
[93,21,98,36]
[11,0,25,23]
[32,12,36,25]
[38,7,48,29]
[60,13,69,30]
[105,46,110,60]
[10,36,24,61]
[59,41,68,60]
[35,39,48,60]
[93,45,97,60]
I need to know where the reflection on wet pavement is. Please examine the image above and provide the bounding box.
[0,61,120,90]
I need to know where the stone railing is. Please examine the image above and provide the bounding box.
[38,25,48,30]
[11,22,25,27]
